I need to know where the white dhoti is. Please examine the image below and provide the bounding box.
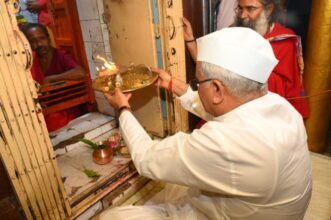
[99,184,208,220]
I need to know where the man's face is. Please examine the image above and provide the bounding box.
[25,27,51,56]
[235,0,270,35]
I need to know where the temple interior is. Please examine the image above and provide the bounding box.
[0,0,330,219]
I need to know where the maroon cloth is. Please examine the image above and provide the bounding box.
[264,22,309,119]
[31,48,78,84]
[31,48,83,132]
[44,48,78,78]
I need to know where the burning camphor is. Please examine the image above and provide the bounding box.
[95,55,123,88]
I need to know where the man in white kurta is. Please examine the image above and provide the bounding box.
[101,27,312,220]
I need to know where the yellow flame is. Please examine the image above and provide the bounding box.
[96,55,118,72]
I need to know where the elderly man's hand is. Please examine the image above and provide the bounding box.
[182,17,195,41]
[104,88,132,109]
[152,67,172,90]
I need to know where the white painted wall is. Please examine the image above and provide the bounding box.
[76,0,115,116]
[18,0,38,23]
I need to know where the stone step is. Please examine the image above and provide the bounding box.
[50,112,116,153]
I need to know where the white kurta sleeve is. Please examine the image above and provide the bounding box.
[177,87,213,121]
[119,111,264,196]
[119,111,215,192]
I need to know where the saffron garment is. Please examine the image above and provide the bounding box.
[100,88,312,220]
[264,22,309,119]
[31,48,83,132]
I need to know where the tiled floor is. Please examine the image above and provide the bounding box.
[304,153,331,220]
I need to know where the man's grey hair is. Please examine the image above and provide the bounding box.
[259,0,286,24]
[201,62,267,98]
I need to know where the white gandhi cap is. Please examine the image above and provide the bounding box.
[197,27,278,83]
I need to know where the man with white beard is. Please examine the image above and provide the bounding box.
[184,0,309,120]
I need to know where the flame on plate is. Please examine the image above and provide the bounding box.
[93,64,158,93]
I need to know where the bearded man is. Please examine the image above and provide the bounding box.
[183,0,309,119]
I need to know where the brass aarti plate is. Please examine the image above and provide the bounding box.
[93,64,158,93]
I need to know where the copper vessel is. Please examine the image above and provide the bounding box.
[92,145,113,165]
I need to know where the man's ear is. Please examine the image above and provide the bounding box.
[212,80,224,104]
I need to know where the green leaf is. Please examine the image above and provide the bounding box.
[83,167,100,178]
[97,144,107,150]
[80,138,98,149]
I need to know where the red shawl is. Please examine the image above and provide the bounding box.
[265,22,309,119]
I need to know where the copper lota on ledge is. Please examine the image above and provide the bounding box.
[81,139,113,165]
[92,141,113,165]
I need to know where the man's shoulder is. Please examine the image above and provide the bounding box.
[266,22,296,38]
[274,22,295,35]
[52,47,77,61]
[52,47,78,68]
[53,47,71,56]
